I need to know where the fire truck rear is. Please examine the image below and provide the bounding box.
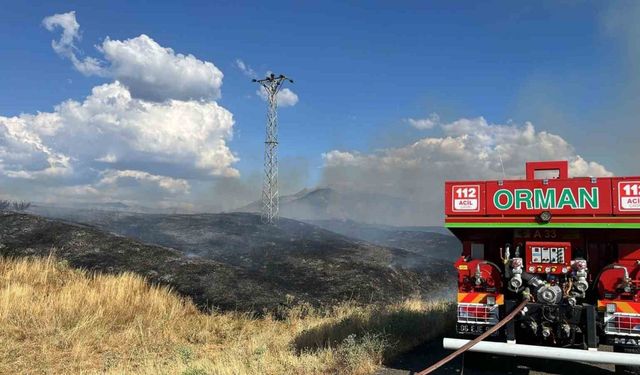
[443,161,640,372]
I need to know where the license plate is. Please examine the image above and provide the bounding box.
[457,323,498,336]
[608,336,640,347]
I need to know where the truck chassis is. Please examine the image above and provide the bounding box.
[443,161,640,372]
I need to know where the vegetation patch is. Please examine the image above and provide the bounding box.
[0,255,453,374]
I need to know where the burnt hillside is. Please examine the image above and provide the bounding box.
[236,187,436,227]
[0,212,455,311]
[305,219,460,261]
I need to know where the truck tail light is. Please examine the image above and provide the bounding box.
[605,311,640,337]
[457,303,499,325]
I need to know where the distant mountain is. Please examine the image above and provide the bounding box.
[234,188,460,261]
[17,209,456,309]
[89,201,130,210]
[236,187,437,227]
[29,201,192,215]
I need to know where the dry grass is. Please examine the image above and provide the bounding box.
[0,255,453,375]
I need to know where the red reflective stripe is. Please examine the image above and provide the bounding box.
[598,300,640,313]
[457,293,505,305]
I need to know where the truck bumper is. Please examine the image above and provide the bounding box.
[443,338,640,366]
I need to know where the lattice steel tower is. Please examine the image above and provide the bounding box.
[253,73,293,224]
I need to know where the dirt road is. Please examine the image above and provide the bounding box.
[378,339,615,375]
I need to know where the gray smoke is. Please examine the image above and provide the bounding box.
[319,118,611,226]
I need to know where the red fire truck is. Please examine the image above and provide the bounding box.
[443,161,640,372]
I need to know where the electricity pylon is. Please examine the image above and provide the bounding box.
[253,73,293,224]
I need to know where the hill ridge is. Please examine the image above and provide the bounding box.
[0,212,455,312]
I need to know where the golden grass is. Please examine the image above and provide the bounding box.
[0,255,453,375]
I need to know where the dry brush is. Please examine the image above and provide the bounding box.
[0,255,453,375]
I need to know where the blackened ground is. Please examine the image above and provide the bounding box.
[305,219,460,261]
[0,211,455,312]
[0,212,275,311]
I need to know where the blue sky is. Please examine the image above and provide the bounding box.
[0,1,637,217]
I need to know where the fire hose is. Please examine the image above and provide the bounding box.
[416,297,530,375]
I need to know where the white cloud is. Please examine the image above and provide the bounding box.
[324,117,611,178]
[42,12,79,54]
[322,117,611,224]
[1,81,237,179]
[43,12,223,102]
[42,11,104,76]
[276,88,299,107]
[0,11,243,210]
[95,153,117,163]
[0,114,73,180]
[405,113,440,129]
[0,81,238,206]
[100,35,223,101]
[98,170,190,194]
[235,58,257,78]
[256,86,299,107]
[43,170,191,209]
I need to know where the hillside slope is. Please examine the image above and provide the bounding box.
[0,212,454,311]
[306,219,460,261]
[0,256,454,375]
[236,188,435,227]
[0,212,274,311]
[233,188,460,261]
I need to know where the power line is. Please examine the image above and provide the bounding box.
[253,73,293,224]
